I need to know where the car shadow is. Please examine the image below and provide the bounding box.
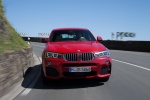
[21,64,41,89]
[33,77,104,90]
[21,64,104,90]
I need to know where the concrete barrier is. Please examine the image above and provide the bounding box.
[0,46,34,98]
[22,37,42,42]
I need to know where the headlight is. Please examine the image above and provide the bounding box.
[45,52,62,58]
[94,50,110,58]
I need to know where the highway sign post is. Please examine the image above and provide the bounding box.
[111,32,115,40]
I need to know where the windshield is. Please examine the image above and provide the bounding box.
[50,30,96,42]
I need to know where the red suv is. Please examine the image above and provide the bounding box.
[42,28,112,82]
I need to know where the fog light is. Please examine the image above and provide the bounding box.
[106,60,110,65]
[108,66,111,71]
[48,62,52,66]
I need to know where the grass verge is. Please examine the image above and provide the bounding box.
[0,0,28,54]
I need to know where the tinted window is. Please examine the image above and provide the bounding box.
[50,30,96,42]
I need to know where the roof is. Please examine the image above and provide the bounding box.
[52,28,88,31]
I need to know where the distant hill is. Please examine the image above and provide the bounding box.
[0,0,28,53]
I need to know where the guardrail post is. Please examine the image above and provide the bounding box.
[28,37,30,44]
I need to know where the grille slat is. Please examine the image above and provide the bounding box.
[72,53,74,61]
[64,53,78,61]
[87,53,89,61]
[81,53,94,61]
[64,52,94,61]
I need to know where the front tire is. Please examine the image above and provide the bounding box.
[41,65,48,83]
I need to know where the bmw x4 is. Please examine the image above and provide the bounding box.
[42,28,112,82]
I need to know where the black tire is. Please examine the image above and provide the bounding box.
[41,65,48,83]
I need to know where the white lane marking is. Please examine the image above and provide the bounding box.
[21,89,32,96]
[39,57,42,62]
[20,56,41,96]
[32,44,45,48]
[112,59,150,71]
[20,70,41,96]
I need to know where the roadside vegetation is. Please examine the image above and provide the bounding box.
[0,0,28,53]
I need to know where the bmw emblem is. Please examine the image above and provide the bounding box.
[77,50,81,52]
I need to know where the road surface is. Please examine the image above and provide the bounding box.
[13,42,150,100]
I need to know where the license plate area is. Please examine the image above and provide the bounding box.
[69,67,91,72]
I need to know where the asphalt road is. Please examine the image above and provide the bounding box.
[13,42,150,100]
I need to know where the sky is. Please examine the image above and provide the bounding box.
[2,0,150,41]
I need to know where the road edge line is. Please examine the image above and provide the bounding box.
[112,59,150,71]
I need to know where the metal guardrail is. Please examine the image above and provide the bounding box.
[101,40,150,52]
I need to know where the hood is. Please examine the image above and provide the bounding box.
[45,41,107,53]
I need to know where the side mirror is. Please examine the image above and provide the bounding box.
[97,36,103,41]
[41,38,48,43]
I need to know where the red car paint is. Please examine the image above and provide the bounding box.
[42,28,112,82]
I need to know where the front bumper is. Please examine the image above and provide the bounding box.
[42,57,112,80]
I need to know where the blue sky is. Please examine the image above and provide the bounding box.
[2,0,150,41]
